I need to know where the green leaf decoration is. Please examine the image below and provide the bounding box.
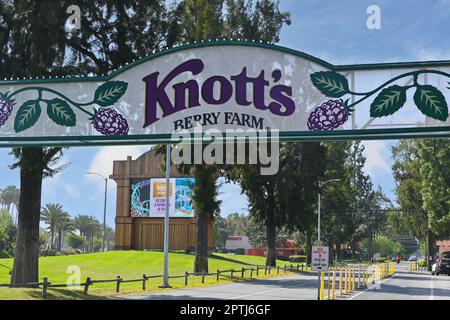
[310,71,349,98]
[370,85,407,118]
[94,81,128,106]
[46,98,76,126]
[14,100,41,133]
[413,85,448,121]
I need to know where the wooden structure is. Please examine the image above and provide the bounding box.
[110,149,213,250]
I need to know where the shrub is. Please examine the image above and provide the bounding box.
[418,258,427,267]
[66,234,85,250]
[0,250,11,259]
[289,255,306,263]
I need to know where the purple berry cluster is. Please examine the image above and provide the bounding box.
[0,97,13,126]
[93,107,129,135]
[307,99,349,131]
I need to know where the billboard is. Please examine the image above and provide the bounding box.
[130,177,195,218]
[0,40,448,147]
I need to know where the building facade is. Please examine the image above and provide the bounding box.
[110,149,213,250]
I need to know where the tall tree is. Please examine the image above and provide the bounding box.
[280,142,326,265]
[1,0,177,285]
[416,139,450,269]
[164,0,290,271]
[1,0,70,287]
[391,141,427,239]
[10,147,66,286]
[41,203,66,249]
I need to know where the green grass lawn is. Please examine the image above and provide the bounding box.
[0,251,301,300]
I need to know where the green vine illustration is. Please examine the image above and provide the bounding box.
[308,70,450,131]
[0,81,129,135]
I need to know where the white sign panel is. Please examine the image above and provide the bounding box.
[312,246,329,271]
[0,41,449,146]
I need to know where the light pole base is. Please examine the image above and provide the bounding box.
[158,284,172,288]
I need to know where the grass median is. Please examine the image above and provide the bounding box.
[0,251,306,300]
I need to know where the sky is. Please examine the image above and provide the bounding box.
[0,0,449,228]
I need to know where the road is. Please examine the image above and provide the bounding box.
[349,261,450,300]
[124,262,450,300]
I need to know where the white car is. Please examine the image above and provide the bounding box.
[408,256,417,261]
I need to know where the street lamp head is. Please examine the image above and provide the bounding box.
[85,171,107,180]
[319,178,341,187]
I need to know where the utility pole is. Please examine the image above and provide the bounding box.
[85,172,108,252]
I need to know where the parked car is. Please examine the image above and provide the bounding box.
[408,255,417,261]
[431,251,450,276]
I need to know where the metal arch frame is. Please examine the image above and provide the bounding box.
[0,39,449,147]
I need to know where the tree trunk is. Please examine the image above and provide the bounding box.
[50,229,54,249]
[328,240,334,265]
[265,208,276,267]
[11,148,43,287]
[426,228,434,271]
[58,230,62,251]
[306,228,312,266]
[194,212,209,273]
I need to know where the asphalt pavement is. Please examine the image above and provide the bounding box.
[124,261,450,300]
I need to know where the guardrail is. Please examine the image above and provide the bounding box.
[0,263,307,299]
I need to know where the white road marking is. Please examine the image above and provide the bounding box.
[347,273,398,300]
[430,275,434,300]
[226,282,301,300]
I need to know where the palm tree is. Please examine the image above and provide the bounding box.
[56,212,73,251]
[0,186,20,214]
[73,215,101,252]
[104,226,115,251]
[10,147,67,287]
[41,204,68,250]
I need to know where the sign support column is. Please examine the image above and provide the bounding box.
[161,144,172,288]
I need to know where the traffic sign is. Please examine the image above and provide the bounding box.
[312,246,329,271]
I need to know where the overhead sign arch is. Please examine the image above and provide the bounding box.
[0,39,449,147]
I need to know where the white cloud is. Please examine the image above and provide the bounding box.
[64,184,81,199]
[41,153,70,198]
[409,47,450,61]
[86,146,148,191]
[362,140,389,175]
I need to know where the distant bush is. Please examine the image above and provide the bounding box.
[40,248,59,256]
[61,248,79,255]
[0,250,11,259]
[418,258,427,267]
[289,255,306,263]
[277,255,289,261]
[66,234,85,250]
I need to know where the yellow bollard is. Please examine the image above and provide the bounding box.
[358,265,361,289]
[327,271,331,300]
[339,268,343,297]
[363,267,366,287]
[372,266,375,284]
[352,266,355,290]
[320,272,325,300]
[346,267,349,292]
[332,271,336,300]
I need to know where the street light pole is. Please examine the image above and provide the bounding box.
[317,179,341,246]
[161,143,172,288]
[316,178,340,301]
[86,172,108,252]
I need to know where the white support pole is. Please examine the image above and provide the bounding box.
[161,144,172,288]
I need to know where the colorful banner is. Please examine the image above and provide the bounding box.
[130,177,194,218]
